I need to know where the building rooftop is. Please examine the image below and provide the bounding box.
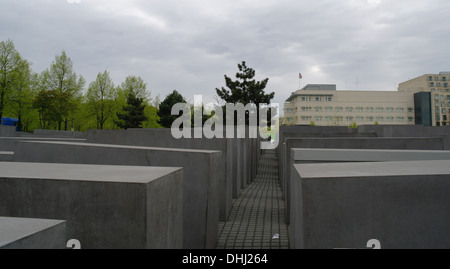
[285,84,336,102]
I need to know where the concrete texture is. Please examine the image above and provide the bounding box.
[0,125,16,137]
[26,129,87,139]
[290,160,450,249]
[0,151,13,161]
[86,128,259,221]
[0,137,86,151]
[285,148,450,225]
[280,136,446,224]
[0,217,66,249]
[14,140,220,249]
[0,162,183,249]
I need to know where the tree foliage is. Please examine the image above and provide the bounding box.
[115,92,148,129]
[157,90,186,128]
[39,51,85,130]
[86,70,118,129]
[216,61,275,106]
[0,39,22,122]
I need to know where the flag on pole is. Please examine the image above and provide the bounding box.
[299,73,303,79]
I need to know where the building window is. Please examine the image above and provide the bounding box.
[315,97,322,102]
[409,117,414,122]
[356,116,364,121]
[436,115,441,121]
[431,82,435,87]
[377,117,384,122]
[387,117,394,122]
[335,107,343,112]
[397,107,404,113]
[315,116,323,121]
[326,116,333,121]
[442,102,447,107]
[429,76,433,81]
[287,118,292,122]
[443,108,447,114]
[366,107,373,113]
[436,108,441,114]
[376,107,384,113]
[437,83,442,87]
[356,107,364,113]
[326,96,333,102]
[346,107,353,112]
[301,116,312,121]
[408,107,414,113]
[445,83,449,88]
[397,117,404,122]
[386,107,394,113]
[435,94,440,100]
[286,108,294,113]
[367,116,374,122]
[441,95,445,100]
[315,107,322,112]
[301,96,311,102]
[302,106,312,112]
[346,116,354,122]
[326,106,333,112]
[443,77,447,82]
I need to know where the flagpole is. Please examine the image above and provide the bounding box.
[299,73,302,90]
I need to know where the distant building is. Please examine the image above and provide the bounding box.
[284,84,415,126]
[398,72,450,126]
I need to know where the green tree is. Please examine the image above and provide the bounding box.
[40,51,85,130]
[216,61,275,126]
[216,61,275,106]
[86,70,118,129]
[157,90,186,128]
[120,75,149,100]
[9,59,35,132]
[115,92,148,129]
[142,105,162,128]
[0,39,22,122]
[33,89,59,129]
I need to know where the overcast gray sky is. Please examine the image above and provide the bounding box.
[1,0,449,108]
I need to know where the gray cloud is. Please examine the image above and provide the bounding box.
[1,0,449,107]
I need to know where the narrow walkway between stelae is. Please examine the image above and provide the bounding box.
[217,149,289,249]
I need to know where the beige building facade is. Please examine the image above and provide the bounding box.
[398,72,450,126]
[284,84,415,126]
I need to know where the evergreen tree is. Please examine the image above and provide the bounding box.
[115,92,148,129]
[216,61,274,106]
[216,61,275,125]
[157,90,186,128]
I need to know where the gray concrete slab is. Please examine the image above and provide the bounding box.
[290,160,450,249]
[86,128,259,222]
[28,129,87,139]
[280,137,447,224]
[0,162,183,249]
[0,125,16,137]
[0,137,86,151]
[285,146,450,227]
[0,151,13,161]
[0,217,66,249]
[14,140,220,249]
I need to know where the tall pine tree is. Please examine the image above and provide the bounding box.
[115,92,148,129]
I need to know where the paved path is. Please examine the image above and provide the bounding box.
[217,149,289,249]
